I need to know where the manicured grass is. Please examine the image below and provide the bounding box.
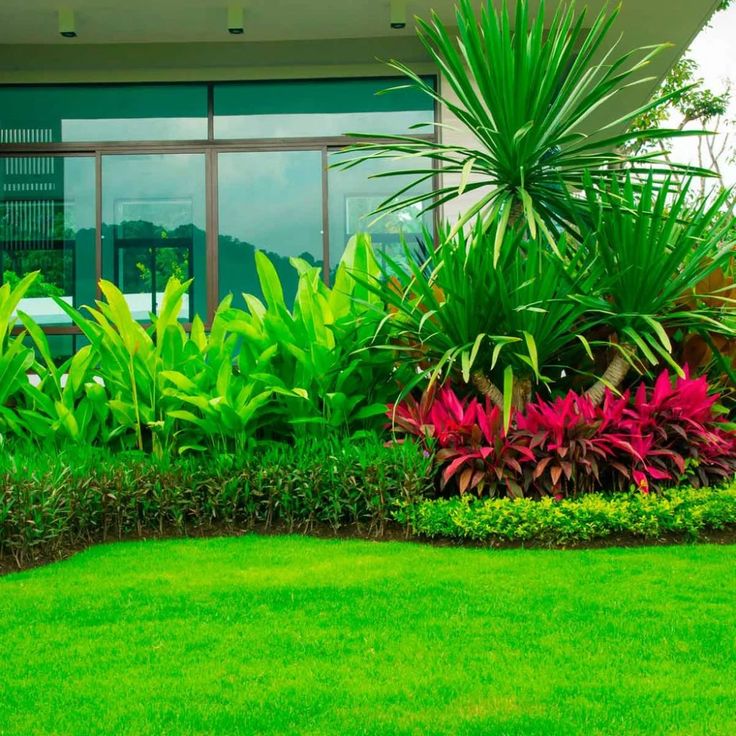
[1,537,734,736]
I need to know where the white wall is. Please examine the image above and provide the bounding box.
[438,74,492,228]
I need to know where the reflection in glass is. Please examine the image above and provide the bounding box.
[0,156,96,325]
[328,153,434,276]
[214,78,435,140]
[217,151,324,307]
[101,154,206,320]
[0,84,208,143]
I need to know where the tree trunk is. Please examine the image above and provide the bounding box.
[471,369,504,408]
[512,376,532,410]
[509,199,524,226]
[584,344,634,406]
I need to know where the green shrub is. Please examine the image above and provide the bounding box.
[3,235,399,455]
[397,486,736,544]
[0,437,432,567]
[227,233,401,434]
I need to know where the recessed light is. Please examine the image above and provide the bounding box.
[390,0,407,30]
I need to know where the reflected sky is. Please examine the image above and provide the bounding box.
[62,117,206,142]
[218,150,323,258]
[215,111,431,140]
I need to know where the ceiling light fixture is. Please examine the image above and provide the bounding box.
[58,7,77,38]
[227,5,245,35]
[390,0,407,29]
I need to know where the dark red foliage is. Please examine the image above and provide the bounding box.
[388,370,736,498]
[388,384,534,496]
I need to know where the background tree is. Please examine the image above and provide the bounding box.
[625,0,734,195]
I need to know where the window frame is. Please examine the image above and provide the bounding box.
[0,78,439,335]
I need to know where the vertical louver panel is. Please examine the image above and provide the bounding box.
[0,130,57,250]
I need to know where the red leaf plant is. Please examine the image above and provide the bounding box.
[388,371,736,499]
[615,369,736,488]
[388,385,535,497]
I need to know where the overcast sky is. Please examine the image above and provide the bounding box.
[668,3,736,186]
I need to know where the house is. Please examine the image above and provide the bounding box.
[0,0,720,357]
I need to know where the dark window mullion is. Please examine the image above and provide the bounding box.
[207,83,214,142]
[321,146,330,284]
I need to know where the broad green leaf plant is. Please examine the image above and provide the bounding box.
[0,273,41,434]
[50,278,216,455]
[227,234,402,433]
[2,235,400,453]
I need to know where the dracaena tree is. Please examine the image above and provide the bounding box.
[335,0,712,254]
[574,173,736,404]
[336,0,736,415]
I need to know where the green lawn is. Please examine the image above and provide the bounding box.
[0,538,734,736]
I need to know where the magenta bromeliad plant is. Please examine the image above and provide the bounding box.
[388,370,736,498]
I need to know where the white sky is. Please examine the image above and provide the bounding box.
[667,3,736,186]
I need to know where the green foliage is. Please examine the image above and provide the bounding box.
[366,169,736,407]
[15,319,108,445]
[0,273,41,431]
[0,438,432,566]
[45,276,218,455]
[574,174,736,373]
[364,222,595,402]
[398,486,736,543]
[1,236,399,454]
[220,233,402,433]
[3,269,64,298]
[330,0,736,408]
[627,58,730,156]
[3,431,735,566]
[336,0,709,245]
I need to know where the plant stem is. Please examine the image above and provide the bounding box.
[471,369,504,407]
[129,354,143,452]
[512,376,532,410]
[585,344,634,406]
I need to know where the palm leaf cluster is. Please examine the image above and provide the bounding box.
[336,0,712,253]
[363,174,736,415]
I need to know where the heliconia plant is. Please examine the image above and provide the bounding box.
[389,371,736,498]
[0,273,41,433]
[0,235,402,455]
[227,233,405,433]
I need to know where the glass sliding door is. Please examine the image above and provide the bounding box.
[0,155,96,326]
[217,150,324,307]
[101,153,206,321]
[0,78,438,343]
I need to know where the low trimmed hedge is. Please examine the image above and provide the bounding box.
[397,487,736,544]
[2,438,735,568]
[0,438,432,566]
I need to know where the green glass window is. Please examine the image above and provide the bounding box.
[217,151,324,307]
[214,77,435,139]
[0,84,208,143]
[101,153,207,321]
[0,78,437,336]
[0,155,96,326]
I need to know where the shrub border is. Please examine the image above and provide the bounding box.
[396,486,736,545]
[2,440,736,573]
